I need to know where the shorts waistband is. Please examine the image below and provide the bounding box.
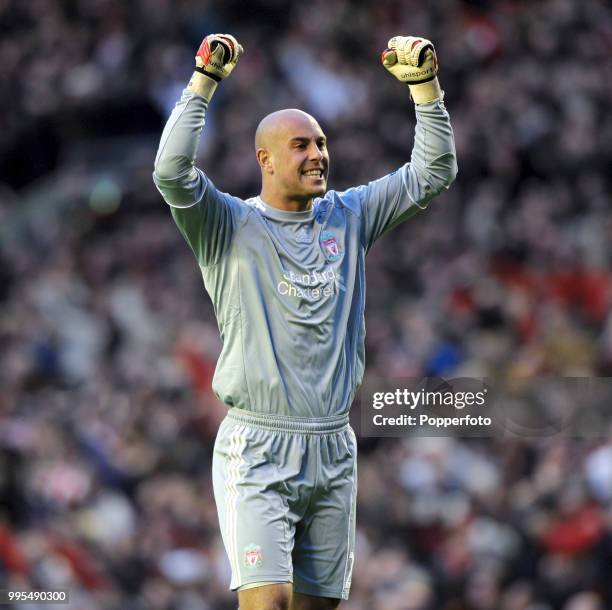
[225,408,350,434]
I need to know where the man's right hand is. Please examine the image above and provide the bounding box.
[188,33,243,101]
[196,34,243,81]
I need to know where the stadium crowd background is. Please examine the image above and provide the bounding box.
[1,0,612,608]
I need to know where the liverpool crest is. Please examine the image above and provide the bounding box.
[243,544,263,568]
[320,230,342,262]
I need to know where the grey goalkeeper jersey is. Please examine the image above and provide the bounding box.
[153,89,457,419]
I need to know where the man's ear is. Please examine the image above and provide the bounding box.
[256,148,274,174]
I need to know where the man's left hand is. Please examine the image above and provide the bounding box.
[381,36,442,104]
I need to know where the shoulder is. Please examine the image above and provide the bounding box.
[243,196,267,213]
[315,188,365,220]
[203,178,259,222]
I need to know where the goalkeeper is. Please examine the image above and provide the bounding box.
[153,33,456,610]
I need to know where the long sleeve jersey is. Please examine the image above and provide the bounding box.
[153,89,457,419]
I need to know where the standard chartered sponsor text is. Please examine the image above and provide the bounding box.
[278,281,335,299]
[283,268,336,285]
[277,267,343,299]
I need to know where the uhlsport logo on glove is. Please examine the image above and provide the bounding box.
[382,34,442,104]
[381,36,438,83]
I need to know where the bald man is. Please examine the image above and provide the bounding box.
[153,34,457,610]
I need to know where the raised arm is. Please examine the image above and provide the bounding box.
[352,36,458,250]
[153,34,243,205]
[152,34,244,266]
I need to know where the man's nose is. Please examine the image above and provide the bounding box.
[309,144,324,160]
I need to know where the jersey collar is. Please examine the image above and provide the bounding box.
[256,197,315,222]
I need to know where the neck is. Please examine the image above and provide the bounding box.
[259,187,312,212]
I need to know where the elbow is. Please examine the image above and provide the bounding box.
[447,153,458,187]
[153,153,194,182]
[427,152,458,191]
[153,155,179,182]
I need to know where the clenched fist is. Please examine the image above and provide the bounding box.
[188,33,243,101]
[382,36,442,104]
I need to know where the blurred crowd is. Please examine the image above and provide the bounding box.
[1,0,612,608]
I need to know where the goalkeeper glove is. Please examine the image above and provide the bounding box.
[381,36,442,104]
[187,33,244,101]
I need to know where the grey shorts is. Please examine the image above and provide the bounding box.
[212,408,357,600]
